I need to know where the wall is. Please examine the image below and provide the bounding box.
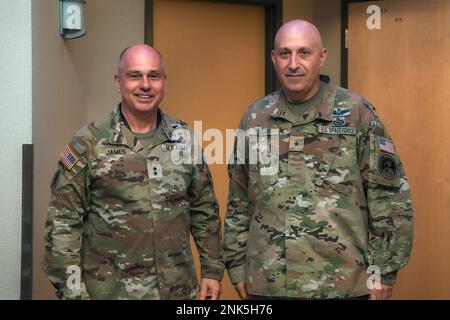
[283,0,342,84]
[32,0,144,299]
[32,0,87,300]
[347,0,450,299]
[72,0,146,122]
[283,0,314,22]
[312,0,341,85]
[0,0,32,300]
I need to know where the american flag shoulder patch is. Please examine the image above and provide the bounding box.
[378,137,396,154]
[59,145,79,170]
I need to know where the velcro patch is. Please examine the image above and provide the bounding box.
[289,136,304,152]
[378,137,396,154]
[162,144,188,152]
[149,161,163,179]
[379,154,397,179]
[106,148,127,155]
[332,107,351,117]
[59,145,79,170]
[319,126,356,135]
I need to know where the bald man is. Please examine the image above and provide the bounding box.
[43,45,224,300]
[224,20,413,300]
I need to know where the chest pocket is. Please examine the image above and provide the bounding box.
[90,145,148,202]
[151,142,192,205]
[368,134,401,188]
[247,129,280,198]
[300,133,342,187]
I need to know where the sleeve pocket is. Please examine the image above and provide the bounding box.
[368,134,401,188]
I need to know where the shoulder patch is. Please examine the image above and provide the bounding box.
[378,137,396,154]
[379,154,397,180]
[59,145,79,170]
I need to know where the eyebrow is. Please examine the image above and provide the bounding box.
[276,46,313,51]
[126,70,162,75]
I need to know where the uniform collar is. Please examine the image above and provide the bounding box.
[271,75,336,124]
[107,104,184,155]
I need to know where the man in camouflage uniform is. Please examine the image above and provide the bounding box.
[43,44,224,299]
[224,20,413,300]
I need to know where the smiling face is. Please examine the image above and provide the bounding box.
[115,45,166,115]
[271,21,327,103]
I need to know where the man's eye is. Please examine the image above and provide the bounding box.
[299,50,311,57]
[279,52,290,58]
[129,74,141,79]
[149,73,161,80]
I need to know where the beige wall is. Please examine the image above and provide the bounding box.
[312,0,341,85]
[283,0,342,84]
[72,1,146,121]
[32,0,144,299]
[0,0,32,300]
[283,0,314,22]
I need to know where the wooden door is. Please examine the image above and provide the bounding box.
[153,0,265,299]
[348,0,450,299]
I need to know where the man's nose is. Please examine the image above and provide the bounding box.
[288,55,299,71]
[140,77,151,90]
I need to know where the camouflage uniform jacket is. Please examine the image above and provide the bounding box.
[224,76,413,298]
[43,105,224,300]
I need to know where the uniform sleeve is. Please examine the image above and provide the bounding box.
[42,140,91,299]
[358,101,414,285]
[223,116,250,284]
[187,147,224,281]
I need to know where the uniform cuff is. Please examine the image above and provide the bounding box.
[381,270,398,286]
[228,265,245,284]
[201,263,225,281]
[58,283,91,300]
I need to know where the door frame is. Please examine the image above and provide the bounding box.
[341,0,374,88]
[145,0,282,94]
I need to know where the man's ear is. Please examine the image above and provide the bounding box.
[271,50,277,67]
[320,48,328,68]
[114,75,120,92]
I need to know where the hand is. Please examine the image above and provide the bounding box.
[235,280,250,300]
[369,284,393,300]
[198,278,221,300]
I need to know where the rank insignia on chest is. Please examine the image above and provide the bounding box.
[289,135,304,152]
[149,162,163,179]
